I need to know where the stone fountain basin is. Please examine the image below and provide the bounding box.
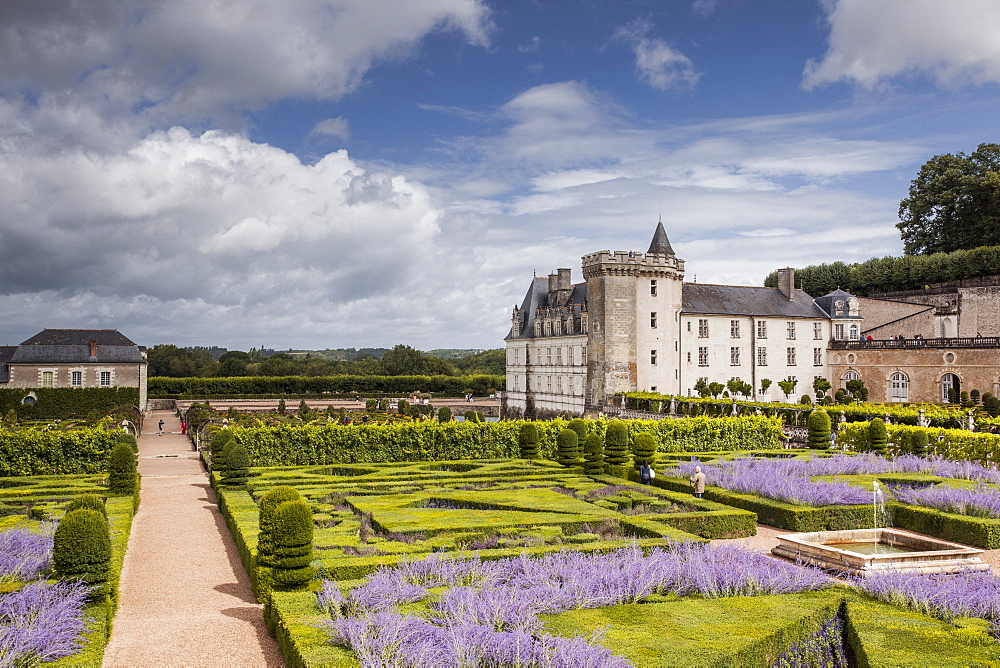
[772,528,989,577]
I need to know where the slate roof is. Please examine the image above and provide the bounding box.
[647,221,675,256]
[9,329,146,364]
[813,289,863,319]
[682,284,829,318]
[0,347,15,383]
[506,279,588,340]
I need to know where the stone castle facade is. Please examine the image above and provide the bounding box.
[504,223,1000,416]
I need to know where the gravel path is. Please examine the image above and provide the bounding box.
[102,410,283,667]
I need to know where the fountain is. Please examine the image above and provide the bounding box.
[772,481,989,576]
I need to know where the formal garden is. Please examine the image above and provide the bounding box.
[194,409,1000,666]
[4,399,1000,665]
[0,421,139,665]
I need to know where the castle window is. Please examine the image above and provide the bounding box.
[813,348,822,366]
[757,347,767,366]
[650,280,657,296]
[42,371,54,388]
[687,352,691,363]
[849,324,859,340]
[813,323,823,340]
[698,347,709,367]
[547,348,552,365]
[731,320,740,338]
[731,347,740,366]
[556,347,562,364]
[757,321,767,339]
[534,321,542,337]
[698,319,709,338]
[787,348,796,366]
[834,300,846,316]
[890,372,909,402]
[786,322,796,340]
[582,346,587,364]
[581,314,588,334]
[71,371,82,387]
[100,371,111,387]
[650,312,657,329]
[834,323,845,340]
[650,350,657,365]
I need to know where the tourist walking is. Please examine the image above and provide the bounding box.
[639,461,653,485]
[689,466,706,498]
[158,419,164,435]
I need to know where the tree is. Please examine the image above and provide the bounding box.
[556,429,580,467]
[583,432,605,475]
[693,379,710,398]
[760,378,772,396]
[897,143,1000,255]
[707,382,725,398]
[813,377,832,399]
[604,420,631,466]
[518,423,539,460]
[807,410,831,450]
[777,379,798,399]
[381,344,423,376]
[867,418,888,456]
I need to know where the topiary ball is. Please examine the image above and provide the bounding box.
[567,419,589,442]
[518,423,539,459]
[556,429,580,467]
[631,432,658,467]
[910,430,929,456]
[583,432,605,475]
[867,418,888,456]
[107,442,137,496]
[271,499,315,587]
[807,410,832,450]
[65,493,107,518]
[53,508,111,597]
[604,421,630,465]
[221,443,250,487]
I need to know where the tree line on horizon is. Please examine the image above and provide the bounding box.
[147,344,504,378]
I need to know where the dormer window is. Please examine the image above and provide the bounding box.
[834,300,846,316]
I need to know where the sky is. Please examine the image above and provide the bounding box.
[2,0,1000,352]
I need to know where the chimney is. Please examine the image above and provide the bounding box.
[548,272,559,295]
[777,267,795,300]
[89,339,97,359]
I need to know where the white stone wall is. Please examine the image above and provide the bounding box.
[634,275,683,394]
[505,334,587,415]
[677,315,831,400]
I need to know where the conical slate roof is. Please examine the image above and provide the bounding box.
[647,220,674,256]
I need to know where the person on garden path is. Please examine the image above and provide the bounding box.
[103,410,282,667]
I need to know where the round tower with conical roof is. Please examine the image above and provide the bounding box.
[581,221,684,410]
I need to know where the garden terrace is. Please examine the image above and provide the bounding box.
[830,336,1000,349]
[215,460,756,588]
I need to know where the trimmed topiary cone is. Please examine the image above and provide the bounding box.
[438,406,452,423]
[221,442,250,487]
[867,418,888,456]
[583,432,605,475]
[556,429,580,467]
[631,432,657,469]
[107,441,137,496]
[567,418,589,442]
[807,410,832,449]
[65,493,107,517]
[604,420,630,466]
[518,423,539,460]
[911,430,929,456]
[271,499,316,588]
[257,486,303,568]
[54,508,111,598]
[211,429,234,471]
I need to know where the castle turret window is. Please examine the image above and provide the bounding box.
[650,312,657,328]
[650,350,657,365]
[650,280,657,296]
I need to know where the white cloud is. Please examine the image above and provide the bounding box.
[0,0,491,132]
[804,0,1000,89]
[310,117,351,141]
[613,19,700,91]
[692,0,721,17]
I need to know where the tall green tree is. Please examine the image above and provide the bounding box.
[380,344,424,376]
[898,143,1000,255]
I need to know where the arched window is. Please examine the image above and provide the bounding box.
[843,370,860,382]
[890,372,909,402]
[849,324,859,340]
[941,373,960,403]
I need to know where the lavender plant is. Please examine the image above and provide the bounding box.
[0,525,54,583]
[772,616,846,668]
[892,484,1000,519]
[854,569,1000,632]
[0,579,92,665]
[318,543,831,666]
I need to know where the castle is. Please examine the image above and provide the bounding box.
[504,222,1000,416]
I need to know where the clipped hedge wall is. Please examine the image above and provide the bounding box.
[836,421,1000,465]
[0,388,139,420]
[228,416,782,467]
[654,476,875,532]
[0,427,126,476]
[148,374,503,397]
[891,501,1000,550]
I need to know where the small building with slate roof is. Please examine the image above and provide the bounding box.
[1,329,148,409]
